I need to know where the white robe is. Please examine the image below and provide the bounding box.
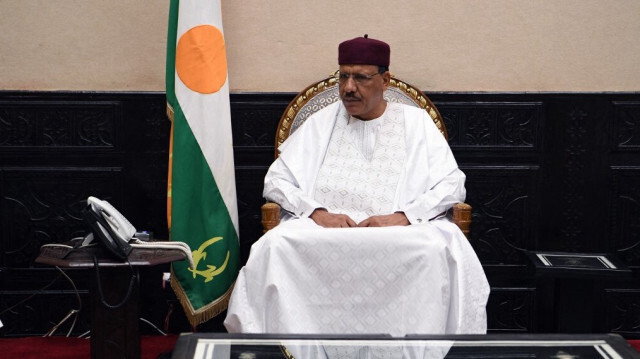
[224,102,490,336]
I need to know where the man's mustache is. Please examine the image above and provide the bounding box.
[343,93,360,100]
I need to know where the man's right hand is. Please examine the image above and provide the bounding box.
[310,208,357,228]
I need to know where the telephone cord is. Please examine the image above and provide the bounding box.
[92,255,138,310]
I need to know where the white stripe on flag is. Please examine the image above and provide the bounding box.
[174,0,238,234]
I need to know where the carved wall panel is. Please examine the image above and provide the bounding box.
[537,98,612,253]
[0,100,121,150]
[121,97,171,240]
[611,167,640,263]
[463,166,539,265]
[234,166,270,264]
[230,103,285,148]
[230,95,292,168]
[610,101,640,263]
[613,101,640,151]
[438,102,542,151]
[605,289,640,338]
[0,168,123,268]
[486,287,535,333]
[559,106,591,252]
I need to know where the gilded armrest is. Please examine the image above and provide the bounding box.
[261,202,281,234]
[451,202,472,239]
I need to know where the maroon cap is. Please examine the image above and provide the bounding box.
[338,34,390,67]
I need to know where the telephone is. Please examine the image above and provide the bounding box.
[82,196,135,260]
[82,196,194,267]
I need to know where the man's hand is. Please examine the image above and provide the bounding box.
[357,212,410,227]
[310,208,357,228]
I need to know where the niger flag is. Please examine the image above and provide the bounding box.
[165,0,240,327]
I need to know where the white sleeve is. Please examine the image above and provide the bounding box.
[262,103,339,218]
[402,168,466,224]
[263,157,324,218]
[398,107,466,224]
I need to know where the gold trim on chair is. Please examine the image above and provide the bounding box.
[275,74,339,157]
[274,72,446,158]
[389,77,447,141]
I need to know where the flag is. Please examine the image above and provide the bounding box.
[165,0,240,327]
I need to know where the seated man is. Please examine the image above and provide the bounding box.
[224,35,489,336]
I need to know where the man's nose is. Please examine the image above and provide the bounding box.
[342,77,357,92]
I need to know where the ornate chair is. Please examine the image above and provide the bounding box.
[261,72,472,237]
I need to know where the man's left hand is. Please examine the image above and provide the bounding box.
[357,212,410,227]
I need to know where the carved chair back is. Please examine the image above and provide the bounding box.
[274,72,447,157]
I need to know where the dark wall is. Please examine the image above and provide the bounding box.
[1,91,639,337]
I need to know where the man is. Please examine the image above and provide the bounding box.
[224,35,489,336]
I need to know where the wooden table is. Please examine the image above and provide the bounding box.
[36,242,187,359]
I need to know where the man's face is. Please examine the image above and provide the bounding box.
[338,64,390,120]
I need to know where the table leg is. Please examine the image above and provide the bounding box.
[90,266,140,359]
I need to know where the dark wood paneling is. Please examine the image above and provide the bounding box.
[1,91,640,338]
[0,167,123,267]
[464,165,540,265]
[605,288,640,337]
[486,287,536,333]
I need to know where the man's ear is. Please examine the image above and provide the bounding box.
[381,71,391,89]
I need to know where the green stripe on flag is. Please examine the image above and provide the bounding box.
[171,103,240,312]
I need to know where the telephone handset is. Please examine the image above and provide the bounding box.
[82,196,194,267]
[82,196,135,260]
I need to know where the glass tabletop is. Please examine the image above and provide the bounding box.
[171,333,640,359]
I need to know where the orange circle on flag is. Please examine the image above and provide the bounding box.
[176,25,227,94]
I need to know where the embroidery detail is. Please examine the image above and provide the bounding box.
[314,103,406,223]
